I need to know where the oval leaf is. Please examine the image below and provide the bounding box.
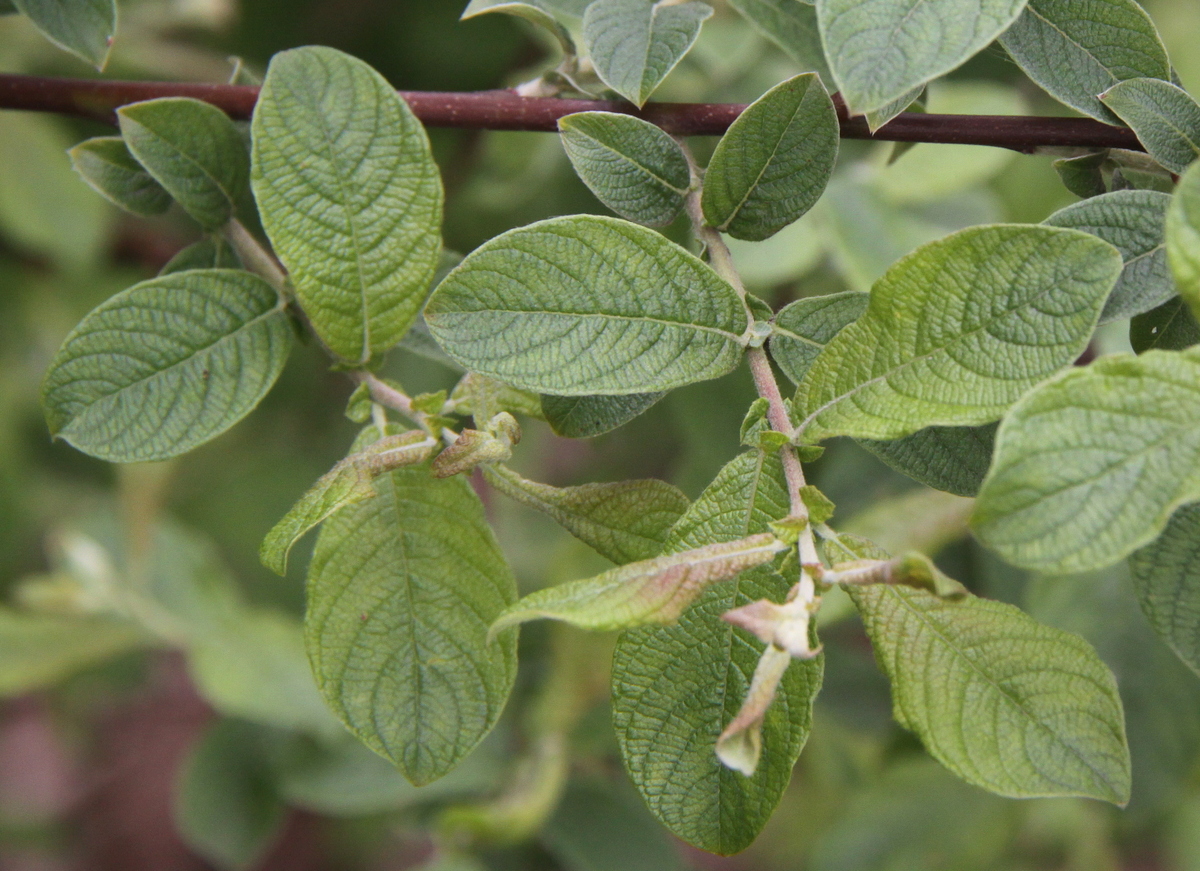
[972,348,1200,573]
[252,46,444,364]
[859,422,998,498]
[12,0,115,69]
[727,0,832,83]
[850,584,1130,804]
[425,215,748,395]
[794,225,1124,443]
[768,291,868,385]
[541,391,665,439]
[43,269,292,463]
[702,73,839,242]
[69,136,172,218]
[118,98,250,231]
[1101,78,1200,175]
[612,450,823,854]
[559,111,691,227]
[817,0,1027,114]
[1044,189,1173,323]
[1129,503,1200,676]
[1168,161,1200,323]
[999,0,1171,123]
[582,0,713,107]
[306,459,518,785]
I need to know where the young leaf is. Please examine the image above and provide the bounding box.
[1129,504,1200,676]
[69,136,172,218]
[702,73,839,241]
[611,450,823,854]
[252,46,444,364]
[726,0,831,83]
[999,0,1171,123]
[582,0,713,107]
[972,348,1200,573]
[850,583,1130,804]
[558,112,690,227]
[859,423,998,498]
[0,608,142,696]
[816,0,1026,115]
[490,534,786,636]
[425,215,748,395]
[161,236,242,275]
[1131,297,1200,353]
[768,291,868,385]
[1101,79,1200,175]
[261,431,438,575]
[12,0,116,69]
[1168,161,1200,322]
[541,392,666,438]
[43,269,292,463]
[794,225,1124,442]
[1043,190,1173,323]
[483,465,688,565]
[306,458,518,785]
[118,98,250,231]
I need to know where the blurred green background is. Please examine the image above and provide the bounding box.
[1,1,1199,869]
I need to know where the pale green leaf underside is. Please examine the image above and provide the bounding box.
[794,225,1124,443]
[1043,189,1173,323]
[999,0,1171,123]
[612,450,822,855]
[12,0,115,68]
[118,98,250,231]
[541,391,665,438]
[850,584,1130,804]
[0,608,143,696]
[1129,503,1200,677]
[559,111,691,227]
[817,0,1027,114]
[252,46,444,364]
[425,215,747,395]
[1168,162,1200,323]
[69,136,172,218]
[306,459,517,785]
[583,0,713,107]
[1101,78,1200,175]
[972,348,1200,573]
[769,290,868,385]
[42,269,292,463]
[484,464,687,565]
[727,0,832,84]
[702,73,839,242]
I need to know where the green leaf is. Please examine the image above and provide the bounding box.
[1131,297,1200,353]
[1168,161,1200,322]
[425,215,748,395]
[462,0,575,50]
[582,0,713,107]
[541,392,666,438]
[252,46,444,364]
[558,112,690,227]
[794,225,1123,442]
[1101,78,1200,175]
[999,0,1171,123]
[118,98,250,231]
[863,85,924,134]
[0,608,142,696]
[1044,190,1174,323]
[1129,504,1200,677]
[816,0,1027,114]
[611,450,823,854]
[160,236,242,275]
[490,533,786,635]
[306,455,518,785]
[859,422,999,498]
[261,431,437,575]
[769,291,868,385]
[849,583,1130,804]
[12,0,116,69]
[727,0,831,83]
[175,720,286,871]
[702,73,838,241]
[69,136,172,218]
[972,348,1200,573]
[42,269,292,463]
[187,608,346,739]
[1054,152,1109,200]
[483,465,687,564]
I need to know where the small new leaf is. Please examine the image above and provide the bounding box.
[798,486,835,526]
[714,646,793,777]
[69,137,172,218]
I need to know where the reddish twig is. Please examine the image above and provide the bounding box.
[0,72,1143,153]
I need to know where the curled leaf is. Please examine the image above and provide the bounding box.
[722,595,818,660]
[715,646,792,777]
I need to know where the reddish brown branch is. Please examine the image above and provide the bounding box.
[0,72,1143,153]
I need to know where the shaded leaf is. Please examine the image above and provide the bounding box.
[1129,503,1200,677]
[1101,78,1200,174]
[1131,297,1200,353]
[541,391,666,438]
[859,423,998,497]
[727,0,831,82]
[1168,161,1200,322]
[160,236,242,275]
[769,291,868,385]
[69,136,172,217]
[0,608,142,696]
[12,0,115,69]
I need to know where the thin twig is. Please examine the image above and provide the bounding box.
[0,72,1143,153]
